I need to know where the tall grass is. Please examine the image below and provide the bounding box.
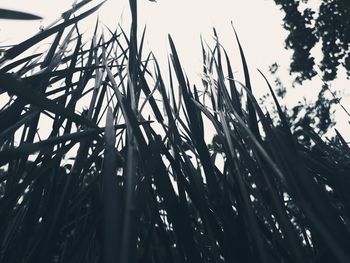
[0,1,350,262]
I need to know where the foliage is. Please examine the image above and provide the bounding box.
[274,0,350,83]
[0,1,350,263]
[270,0,350,135]
[288,84,338,144]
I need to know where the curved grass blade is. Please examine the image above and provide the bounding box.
[1,1,106,62]
[0,74,97,128]
[0,53,42,75]
[168,35,220,203]
[231,23,261,141]
[0,8,42,20]
[103,107,121,263]
[0,129,100,166]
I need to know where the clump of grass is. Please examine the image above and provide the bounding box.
[0,1,350,263]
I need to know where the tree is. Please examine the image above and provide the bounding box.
[274,0,350,83]
[269,0,350,137]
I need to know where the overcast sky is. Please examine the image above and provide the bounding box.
[1,0,350,138]
[1,0,288,73]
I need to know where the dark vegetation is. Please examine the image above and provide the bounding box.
[0,0,350,262]
[271,0,350,139]
[0,8,42,20]
[274,0,350,83]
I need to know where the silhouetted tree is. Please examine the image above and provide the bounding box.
[274,0,350,83]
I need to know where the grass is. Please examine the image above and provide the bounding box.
[0,0,350,262]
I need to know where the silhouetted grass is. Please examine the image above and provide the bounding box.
[0,1,350,263]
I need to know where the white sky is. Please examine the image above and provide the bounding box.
[1,0,350,138]
[0,0,289,73]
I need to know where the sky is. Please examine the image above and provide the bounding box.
[0,0,289,74]
[1,0,350,138]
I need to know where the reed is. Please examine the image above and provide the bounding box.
[0,1,349,262]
